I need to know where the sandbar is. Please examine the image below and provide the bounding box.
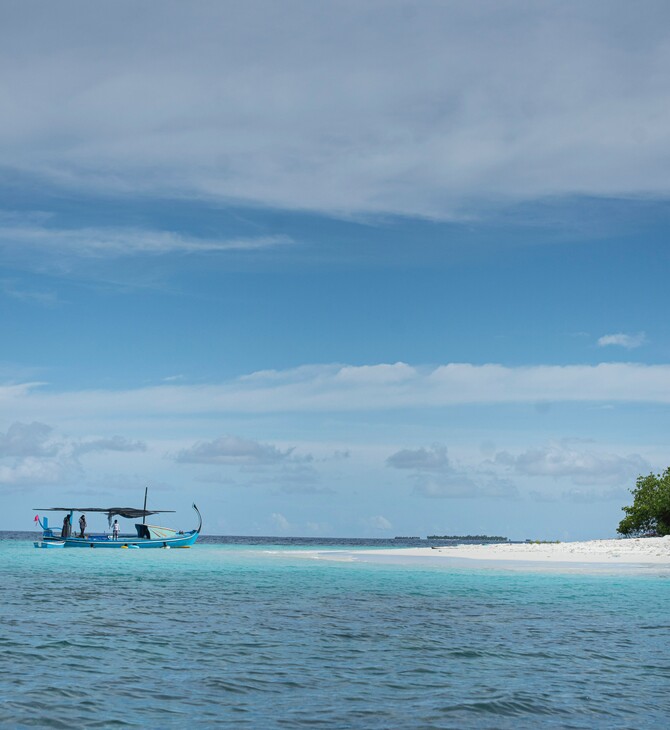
[353,536,670,566]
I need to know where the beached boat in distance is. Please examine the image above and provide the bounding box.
[33,489,202,549]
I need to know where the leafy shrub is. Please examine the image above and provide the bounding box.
[618,468,670,537]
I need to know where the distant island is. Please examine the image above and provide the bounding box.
[427,534,509,542]
[394,536,421,540]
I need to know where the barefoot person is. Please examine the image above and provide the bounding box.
[112,519,120,540]
[79,513,86,538]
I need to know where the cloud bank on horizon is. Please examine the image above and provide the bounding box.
[0,361,659,538]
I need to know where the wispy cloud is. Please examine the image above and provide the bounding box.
[0,278,58,306]
[0,220,292,260]
[597,332,647,349]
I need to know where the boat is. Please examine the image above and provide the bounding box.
[33,489,202,549]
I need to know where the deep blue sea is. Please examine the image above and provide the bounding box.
[2,532,669,729]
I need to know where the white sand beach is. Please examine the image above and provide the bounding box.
[358,536,670,566]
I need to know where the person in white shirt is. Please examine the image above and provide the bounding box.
[112,519,120,540]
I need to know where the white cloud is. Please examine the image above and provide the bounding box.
[388,441,519,499]
[0,421,149,488]
[271,512,292,532]
[335,363,417,385]
[0,422,80,487]
[176,435,294,465]
[0,422,57,458]
[366,515,392,531]
[5,363,670,423]
[387,444,450,471]
[0,456,78,486]
[494,440,648,485]
[2,3,670,218]
[597,332,647,349]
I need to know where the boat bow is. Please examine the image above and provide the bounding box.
[192,503,202,534]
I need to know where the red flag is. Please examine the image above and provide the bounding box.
[34,515,39,522]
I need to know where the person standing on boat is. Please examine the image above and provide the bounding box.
[112,519,120,540]
[62,514,71,538]
[79,513,86,538]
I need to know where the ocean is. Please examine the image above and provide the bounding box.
[2,533,669,728]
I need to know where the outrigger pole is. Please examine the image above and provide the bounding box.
[142,487,148,525]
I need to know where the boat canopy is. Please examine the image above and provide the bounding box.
[33,507,175,519]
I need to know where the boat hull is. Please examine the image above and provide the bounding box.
[39,530,200,549]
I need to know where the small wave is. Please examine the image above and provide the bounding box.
[441,694,567,718]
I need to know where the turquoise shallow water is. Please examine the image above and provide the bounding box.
[2,535,669,728]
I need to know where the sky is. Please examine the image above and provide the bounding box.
[2,1,670,539]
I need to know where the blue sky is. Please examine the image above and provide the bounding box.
[2,1,670,539]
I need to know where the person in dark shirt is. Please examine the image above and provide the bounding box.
[79,513,86,538]
[62,514,71,538]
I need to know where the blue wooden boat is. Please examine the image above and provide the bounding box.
[33,490,202,549]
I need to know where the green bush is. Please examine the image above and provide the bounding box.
[617,468,670,536]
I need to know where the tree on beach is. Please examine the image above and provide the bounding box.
[617,468,670,536]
